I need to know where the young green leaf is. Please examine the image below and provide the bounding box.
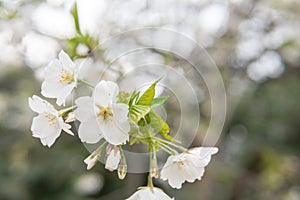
[150,96,169,108]
[129,126,141,145]
[128,90,140,106]
[137,78,161,105]
[117,91,131,104]
[148,110,173,140]
[129,105,151,123]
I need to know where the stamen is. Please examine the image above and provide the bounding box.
[59,69,73,84]
[97,105,113,121]
[44,112,57,126]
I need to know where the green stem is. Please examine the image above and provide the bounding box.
[147,151,154,190]
[118,145,125,160]
[78,79,94,88]
[156,141,177,155]
[96,141,108,155]
[156,137,187,152]
[58,105,78,117]
[71,2,82,35]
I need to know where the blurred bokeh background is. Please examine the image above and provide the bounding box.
[1,0,300,199]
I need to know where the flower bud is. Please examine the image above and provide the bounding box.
[150,155,158,178]
[84,150,99,170]
[105,146,121,172]
[118,161,127,180]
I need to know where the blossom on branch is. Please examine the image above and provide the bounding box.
[41,50,78,106]
[160,147,218,189]
[74,80,130,145]
[28,95,74,147]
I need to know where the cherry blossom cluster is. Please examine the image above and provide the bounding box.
[28,50,218,199]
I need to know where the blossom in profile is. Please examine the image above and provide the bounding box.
[41,50,78,106]
[28,95,74,147]
[126,187,174,200]
[161,147,218,189]
[74,80,130,145]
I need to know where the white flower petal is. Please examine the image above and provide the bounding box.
[74,96,95,122]
[105,148,121,171]
[161,160,186,189]
[57,117,74,135]
[40,130,61,147]
[78,118,102,144]
[28,95,47,113]
[189,147,219,166]
[44,59,62,80]
[112,103,129,123]
[99,119,129,145]
[41,81,63,98]
[56,82,76,106]
[59,50,75,70]
[93,80,119,107]
[182,157,205,182]
[31,115,59,138]
[126,187,174,200]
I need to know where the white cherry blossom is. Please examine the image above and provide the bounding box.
[41,50,78,106]
[126,187,174,200]
[28,95,74,147]
[160,147,218,189]
[74,80,130,145]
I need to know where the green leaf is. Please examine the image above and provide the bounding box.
[128,90,140,106]
[129,105,151,123]
[137,78,161,105]
[129,126,140,145]
[150,96,169,108]
[117,91,131,104]
[148,110,173,140]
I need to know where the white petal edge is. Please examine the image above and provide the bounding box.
[28,95,48,114]
[57,117,74,135]
[58,50,75,70]
[100,119,129,145]
[78,118,102,144]
[93,80,119,107]
[112,103,129,123]
[74,96,96,122]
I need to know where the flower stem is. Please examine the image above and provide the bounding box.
[156,137,187,152]
[97,141,108,152]
[78,79,94,88]
[147,151,154,190]
[58,105,78,117]
[156,140,177,155]
[118,145,125,160]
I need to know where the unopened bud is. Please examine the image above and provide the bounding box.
[105,146,121,172]
[84,150,99,170]
[118,161,127,180]
[84,143,107,170]
[150,155,158,178]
